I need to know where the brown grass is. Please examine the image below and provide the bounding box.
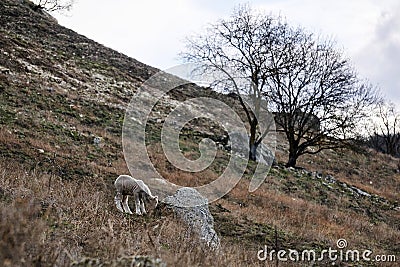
[0,158,259,267]
[225,183,399,248]
[1,125,399,266]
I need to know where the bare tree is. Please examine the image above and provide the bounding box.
[31,0,74,12]
[267,32,378,167]
[181,4,378,167]
[181,5,285,161]
[368,101,400,157]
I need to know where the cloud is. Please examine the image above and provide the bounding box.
[56,0,223,69]
[253,0,400,107]
[54,0,400,106]
[355,3,400,107]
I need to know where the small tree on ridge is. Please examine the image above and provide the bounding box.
[31,0,74,12]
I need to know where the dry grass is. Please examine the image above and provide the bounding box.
[220,182,399,248]
[0,159,257,267]
[1,126,399,266]
[147,143,226,188]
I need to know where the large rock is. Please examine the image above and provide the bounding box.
[228,131,275,165]
[256,143,276,166]
[163,187,220,249]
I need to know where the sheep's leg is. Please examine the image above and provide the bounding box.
[114,192,124,213]
[134,195,142,215]
[140,198,147,215]
[122,195,133,214]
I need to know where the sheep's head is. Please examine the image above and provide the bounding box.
[143,194,158,210]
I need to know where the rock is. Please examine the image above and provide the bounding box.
[350,186,371,197]
[93,136,102,146]
[256,143,276,166]
[0,66,10,74]
[228,131,249,158]
[163,187,220,249]
[314,171,323,179]
[324,175,336,184]
[228,131,275,165]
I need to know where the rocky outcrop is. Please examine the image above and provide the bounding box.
[163,187,220,249]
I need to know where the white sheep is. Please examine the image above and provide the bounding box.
[114,175,158,215]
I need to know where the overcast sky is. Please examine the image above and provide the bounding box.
[54,0,400,107]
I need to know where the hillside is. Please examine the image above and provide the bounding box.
[0,0,399,266]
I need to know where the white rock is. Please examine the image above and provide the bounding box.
[163,187,220,249]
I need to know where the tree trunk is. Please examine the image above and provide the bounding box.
[286,154,298,168]
[249,142,257,161]
[286,145,299,167]
[249,119,258,161]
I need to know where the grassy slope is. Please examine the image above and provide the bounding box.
[0,0,399,266]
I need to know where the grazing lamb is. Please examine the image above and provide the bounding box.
[114,175,158,215]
